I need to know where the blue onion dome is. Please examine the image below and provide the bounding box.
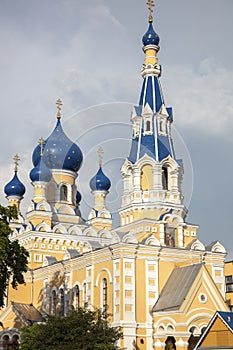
[76,190,82,205]
[90,167,111,191]
[30,157,52,182]
[32,113,83,173]
[4,172,26,197]
[142,22,160,46]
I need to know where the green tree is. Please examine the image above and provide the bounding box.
[20,307,122,350]
[0,205,29,308]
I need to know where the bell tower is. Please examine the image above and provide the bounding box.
[119,2,186,227]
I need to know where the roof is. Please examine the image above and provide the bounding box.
[194,311,233,349]
[11,302,44,326]
[153,264,202,312]
[66,249,81,258]
[139,76,163,114]
[218,311,233,331]
[128,74,175,164]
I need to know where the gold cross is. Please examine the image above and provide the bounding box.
[56,98,63,119]
[98,146,104,167]
[13,154,20,172]
[39,137,45,157]
[147,0,154,23]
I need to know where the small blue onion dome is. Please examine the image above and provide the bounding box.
[76,190,82,205]
[142,22,160,46]
[30,157,52,182]
[32,119,83,172]
[90,167,111,191]
[4,172,26,197]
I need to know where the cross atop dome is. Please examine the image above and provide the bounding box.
[39,137,45,157]
[13,154,20,172]
[56,98,63,119]
[147,0,154,23]
[98,146,104,167]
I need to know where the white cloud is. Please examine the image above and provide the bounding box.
[163,59,233,139]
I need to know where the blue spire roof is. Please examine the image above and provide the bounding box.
[139,75,164,113]
[127,16,176,164]
[142,22,160,46]
[32,118,83,172]
[30,157,52,183]
[90,167,111,192]
[128,131,174,163]
[4,172,26,197]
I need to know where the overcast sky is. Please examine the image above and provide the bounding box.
[1,0,233,259]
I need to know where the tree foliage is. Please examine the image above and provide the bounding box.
[20,307,122,350]
[0,205,29,308]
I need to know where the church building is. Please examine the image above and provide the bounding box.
[0,2,229,350]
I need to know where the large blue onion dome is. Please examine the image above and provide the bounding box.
[32,102,83,172]
[90,167,111,192]
[4,172,26,197]
[142,22,160,46]
[30,157,52,183]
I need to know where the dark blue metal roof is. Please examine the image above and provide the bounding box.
[90,167,111,191]
[139,76,164,113]
[218,311,233,331]
[128,129,174,164]
[142,22,160,46]
[30,157,52,183]
[4,172,26,197]
[32,119,83,173]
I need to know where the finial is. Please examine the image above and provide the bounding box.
[98,146,104,167]
[147,0,154,23]
[39,137,45,157]
[56,98,63,119]
[13,154,20,172]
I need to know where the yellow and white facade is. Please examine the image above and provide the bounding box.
[0,4,230,350]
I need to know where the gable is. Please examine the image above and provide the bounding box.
[0,305,24,330]
[197,316,233,348]
[153,264,229,335]
[184,269,228,316]
[0,303,44,330]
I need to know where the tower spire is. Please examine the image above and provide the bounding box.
[147,0,154,23]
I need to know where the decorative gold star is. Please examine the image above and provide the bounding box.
[147,0,154,23]
[13,154,20,172]
[98,146,104,167]
[39,137,45,157]
[56,98,63,119]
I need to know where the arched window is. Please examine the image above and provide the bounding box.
[74,285,80,310]
[51,290,57,315]
[102,278,108,314]
[141,164,153,191]
[162,167,168,190]
[2,335,10,350]
[160,120,166,133]
[2,334,19,350]
[165,336,176,350]
[146,120,151,132]
[60,185,68,201]
[12,334,20,349]
[188,327,200,350]
[59,288,65,317]
[83,283,87,305]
